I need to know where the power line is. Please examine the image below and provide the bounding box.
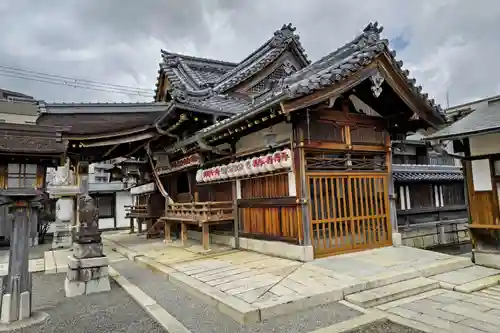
[0,65,153,93]
[0,72,154,97]
[0,65,155,97]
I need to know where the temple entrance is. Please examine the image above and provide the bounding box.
[307,172,392,257]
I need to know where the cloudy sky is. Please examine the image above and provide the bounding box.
[0,0,498,107]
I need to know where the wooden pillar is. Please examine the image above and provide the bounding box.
[181,223,187,245]
[232,180,240,249]
[202,224,210,250]
[293,120,311,246]
[386,134,397,238]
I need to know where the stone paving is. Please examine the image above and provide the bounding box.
[377,288,500,332]
[102,232,475,322]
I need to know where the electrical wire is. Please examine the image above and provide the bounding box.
[0,65,155,97]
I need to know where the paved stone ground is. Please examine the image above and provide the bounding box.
[11,272,166,333]
[377,288,500,332]
[104,232,472,317]
[111,259,362,333]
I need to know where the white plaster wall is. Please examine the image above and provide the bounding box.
[235,122,292,154]
[115,191,133,228]
[99,217,115,230]
[469,133,500,156]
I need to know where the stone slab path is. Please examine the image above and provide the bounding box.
[101,232,475,322]
[376,288,500,332]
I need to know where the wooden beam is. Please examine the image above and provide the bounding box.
[280,64,378,114]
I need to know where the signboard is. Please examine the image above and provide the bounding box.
[155,153,201,176]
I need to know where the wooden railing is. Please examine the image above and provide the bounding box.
[161,201,234,250]
[164,201,234,225]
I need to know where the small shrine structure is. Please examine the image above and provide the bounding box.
[38,22,446,260]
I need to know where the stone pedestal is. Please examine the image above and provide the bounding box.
[65,189,110,298]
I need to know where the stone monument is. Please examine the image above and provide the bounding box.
[65,161,110,297]
[47,160,78,250]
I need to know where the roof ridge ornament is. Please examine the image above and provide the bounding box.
[271,23,298,47]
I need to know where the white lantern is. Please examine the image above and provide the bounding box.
[250,157,260,174]
[196,169,204,182]
[257,156,267,173]
[235,161,245,177]
[206,167,215,182]
[281,149,292,169]
[264,153,274,172]
[272,151,283,170]
[226,163,234,178]
[243,159,253,176]
[213,166,221,181]
[220,165,228,179]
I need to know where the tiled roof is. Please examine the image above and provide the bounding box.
[426,102,500,140]
[280,22,443,121]
[392,164,463,182]
[155,23,310,100]
[37,112,163,135]
[393,171,464,182]
[37,101,170,114]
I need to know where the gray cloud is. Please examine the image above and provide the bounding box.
[0,0,498,106]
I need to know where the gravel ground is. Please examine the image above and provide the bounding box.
[0,242,53,262]
[112,260,362,333]
[344,319,426,333]
[11,273,166,333]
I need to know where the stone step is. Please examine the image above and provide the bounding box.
[345,277,439,308]
[477,285,500,300]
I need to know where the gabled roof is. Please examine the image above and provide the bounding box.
[154,23,310,100]
[280,22,443,120]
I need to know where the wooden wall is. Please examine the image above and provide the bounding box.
[464,160,499,226]
[238,173,301,243]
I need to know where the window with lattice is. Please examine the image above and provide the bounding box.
[247,64,290,94]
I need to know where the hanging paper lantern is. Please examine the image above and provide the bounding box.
[243,159,253,176]
[280,149,292,169]
[264,153,274,172]
[220,165,228,179]
[234,161,244,177]
[225,163,233,178]
[196,169,204,183]
[257,156,266,173]
[272,151,283,169]
[251,157,260,174]
[213,166,221,181]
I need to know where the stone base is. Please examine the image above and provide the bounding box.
[473,250,500,269]
[64,275,111,298]
[392,232,402,247]
[0,311,48,332]
[0,291,31,323]
[65,255,111,298]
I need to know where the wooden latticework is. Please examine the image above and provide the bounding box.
[306,153,386,171]
[308,172,392,257]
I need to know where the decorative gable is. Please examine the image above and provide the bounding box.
[246,60,297,95]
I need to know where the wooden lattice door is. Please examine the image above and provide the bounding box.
[307,172,392,257]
